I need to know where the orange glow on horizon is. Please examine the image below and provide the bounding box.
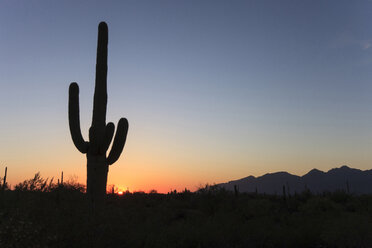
[117,191,124,195]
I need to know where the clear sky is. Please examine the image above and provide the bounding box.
[1,0,372,193]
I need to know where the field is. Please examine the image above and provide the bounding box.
[1,178,372,248]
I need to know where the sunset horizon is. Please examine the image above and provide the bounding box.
[1,0,371,194]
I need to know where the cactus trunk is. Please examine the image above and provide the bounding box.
[87,154,108,203]
[68,22,129,206]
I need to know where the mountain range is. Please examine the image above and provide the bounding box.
[218,165,372,195]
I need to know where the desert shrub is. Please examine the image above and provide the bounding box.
[197,184,230,196]
[56,178,85,193]
[148,189,158,194]
[13,172,85,194]
[14,172,50,192]
[328,190,352,203]
[0,176,8,190]
[299,196,341,216]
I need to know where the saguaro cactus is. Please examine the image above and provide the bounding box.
[2,167,7,191]
[68,22,129,204]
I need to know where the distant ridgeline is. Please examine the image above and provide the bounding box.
[218,166,372,195]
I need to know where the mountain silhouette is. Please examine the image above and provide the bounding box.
[218,165,372,195]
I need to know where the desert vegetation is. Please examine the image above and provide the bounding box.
[1,173,372,248]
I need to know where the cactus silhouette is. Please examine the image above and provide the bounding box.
[2,167,7,191]
[68,22,129,205]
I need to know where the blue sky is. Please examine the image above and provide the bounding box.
[1,0,371,192]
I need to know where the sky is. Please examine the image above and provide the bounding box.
[1,0,372,193]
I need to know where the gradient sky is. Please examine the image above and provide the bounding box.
[1,0,372,193]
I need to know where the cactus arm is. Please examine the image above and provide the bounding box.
[102,122,115,153]
[107,118,129,165]
[68,82,88,153]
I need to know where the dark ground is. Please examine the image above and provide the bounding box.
[1,184,372,248]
